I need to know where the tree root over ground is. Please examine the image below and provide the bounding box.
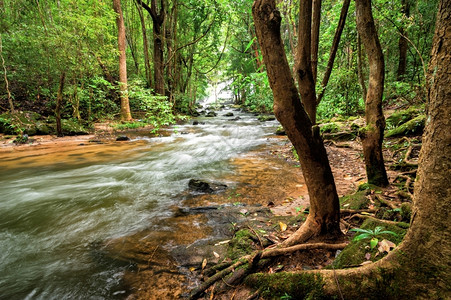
[188,242,347,299]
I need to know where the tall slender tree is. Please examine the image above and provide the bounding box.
[113,0,132,121]
[356,0,389,186]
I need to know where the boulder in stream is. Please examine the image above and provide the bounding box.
[224,112,234,117]
[188,179,227,194]
[116,135,131,141]
[205,111,217,117]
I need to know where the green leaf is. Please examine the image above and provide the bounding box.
[353,233,372,241]
[370,238,379,249]
[244,37,256,52]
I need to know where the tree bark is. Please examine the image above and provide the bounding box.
[139,0,165,95]
[135,0,152,88]
[55,72,65,137]
[253,0,341,246]
[311,0,321,85]
[294,0,317,124]
[113,0,132,121]
[357,33,367,101]
[355,0,388,187]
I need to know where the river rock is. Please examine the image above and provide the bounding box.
[116,135,130,141]
[258,115,276,122]
[224,112,234,117]
[205,111,217,117]
[188,179,227,193]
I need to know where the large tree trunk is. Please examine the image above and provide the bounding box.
[355,0,388,187]
[113,0,132,121]
[253,0,341,246]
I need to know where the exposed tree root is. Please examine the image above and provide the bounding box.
[340,208,377,214]
[375,195,399,210]
[279,216,319,247]
[189,242,347,299]
[347,214,405,226]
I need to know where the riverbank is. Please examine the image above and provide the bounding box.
[0,118,370,299]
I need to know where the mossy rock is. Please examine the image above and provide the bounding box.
[385,115,426,138]
[322,131,356,141]
[61,119,90,135]
[226,229,258,260]
[319,122,340,134]
[36,121,51,135]
[386,107,421,129]
[258,115,276,122]
[275,125,286,135]
[0,111,43,135]
[333,219,408,269]
[245,272,326,300]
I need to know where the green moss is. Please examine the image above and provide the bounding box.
[386,107,421,129]
[385,115,425,138]
[333,219,408,269]
[319,122,340,134]
[340,190,371,210]
[61,119,90,135]
[245,272,326,299]
[226,229,257,260]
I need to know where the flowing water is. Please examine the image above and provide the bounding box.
[0,108,281,299]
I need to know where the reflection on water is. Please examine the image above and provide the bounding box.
[0,109,280,299]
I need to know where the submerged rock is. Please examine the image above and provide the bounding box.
[116,135,130,141]
[188,179,227,194]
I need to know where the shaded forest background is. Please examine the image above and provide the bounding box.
[0,0,438,134]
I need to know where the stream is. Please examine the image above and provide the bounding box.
[0,107,289,299]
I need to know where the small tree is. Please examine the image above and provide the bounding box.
[113,0,132,121]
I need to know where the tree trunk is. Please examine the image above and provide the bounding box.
[113,0,132,121]
[0,34,14,113]
[294,0,317,124]
[357,33,367,101]
[311,0,321,85]
[135,0,152,88]
[397,0,410,81]
[253,0,341,246]
[355,0,388,187]
[316,0,351,104]
[55,72,65,137]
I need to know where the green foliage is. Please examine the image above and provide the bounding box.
[350,226,398,249]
